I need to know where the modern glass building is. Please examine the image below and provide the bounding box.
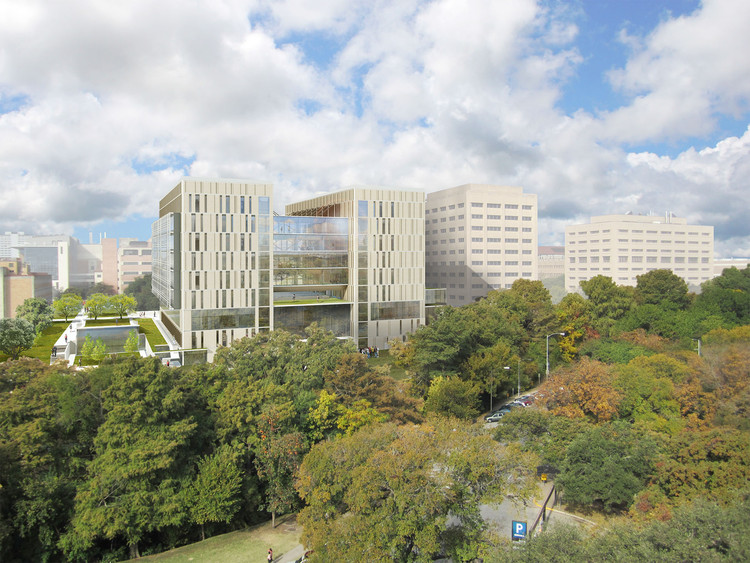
[152,179,425,360]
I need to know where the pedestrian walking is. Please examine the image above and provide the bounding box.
[51,346,56,357]
[267,547,273,562]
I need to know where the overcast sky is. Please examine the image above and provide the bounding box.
[1,0,749,256]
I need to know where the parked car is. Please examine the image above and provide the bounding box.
[485,407,512,422]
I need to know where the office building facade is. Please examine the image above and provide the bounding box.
[565,214,714,292]
[152,179,424,360]
[538,246,565,279]
[0,265,53,318]
[425,184,538,305]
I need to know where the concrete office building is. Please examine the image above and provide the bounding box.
[538,246,565,279]
[0,265,53,318]
[117,239,152,292]
[152,178,424,361]
[565,214,714,293]
[425,184,538,306]
[102,237,153,293]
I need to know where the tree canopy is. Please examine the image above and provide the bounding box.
[124,274,160,311]
[53,294,82,322]
[0,318,36,360]
[15,298,54,335]
[297,419,537,562]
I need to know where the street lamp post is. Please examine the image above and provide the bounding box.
[517,358,521,398]
[546,332,565,377]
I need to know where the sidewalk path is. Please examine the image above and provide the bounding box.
[277,543,305,563]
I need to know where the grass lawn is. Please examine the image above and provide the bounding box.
[134,515,301,563]
[366,348,408,380]
[83,317,130,326]
[23,321,70,361]
[138,318,168,347]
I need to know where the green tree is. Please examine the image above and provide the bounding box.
[254,408,307,528]
[423,376,480,420]
[580,275,635,336]
[85,282,117,298]
[15,297,54,335]
[635,269,691,308]
[85,293,109,320]
[0,360,108,561]
[124,274,160,311]
[493,408,592,467]
[297,419,538,562]
[188,446,243,541]
[695,265,750,325]
[64,357,198,560]
[555,293,592,362]
[463,340,516,407]
[53,294,82,322]
[80,335,107,365]
[109,293,138,319]
[124,329,140,356]
[0,318,36,360]
[324,352,422,424]
[557,422,657,512]
[506,279,556,337]
[91,338,107,364]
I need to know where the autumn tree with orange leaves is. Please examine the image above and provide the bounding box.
[540,357,622,422]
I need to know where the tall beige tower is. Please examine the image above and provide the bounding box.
[425,184,538,305]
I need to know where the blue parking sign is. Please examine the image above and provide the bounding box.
[512,520,527,540]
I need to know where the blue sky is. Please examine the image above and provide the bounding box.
[1,0,750,256]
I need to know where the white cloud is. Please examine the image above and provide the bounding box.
[0,0,747,257]
[602,0,750,142]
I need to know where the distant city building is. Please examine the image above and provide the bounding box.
[1,233,72,290]
[713,258,750,277]
[425,184,538,306]
[102,238,152,293]
[538,246,565,279]
[565,214,714,292]
[0,233,151,294]
[0,264,53,318]
[152,178,425,361]
[117,238,152,292]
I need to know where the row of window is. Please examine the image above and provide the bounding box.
[427,237,533,244]
[570,256,709,264]
[429,215,534,223]
[429,226,533,234]
[570,248,709,253]
[429,249,534,255]
[569,229,709,236]
[569,239,710,245]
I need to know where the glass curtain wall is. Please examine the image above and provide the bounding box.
[272,216,349,299]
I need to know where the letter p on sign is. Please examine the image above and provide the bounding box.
[512,520,527,540]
